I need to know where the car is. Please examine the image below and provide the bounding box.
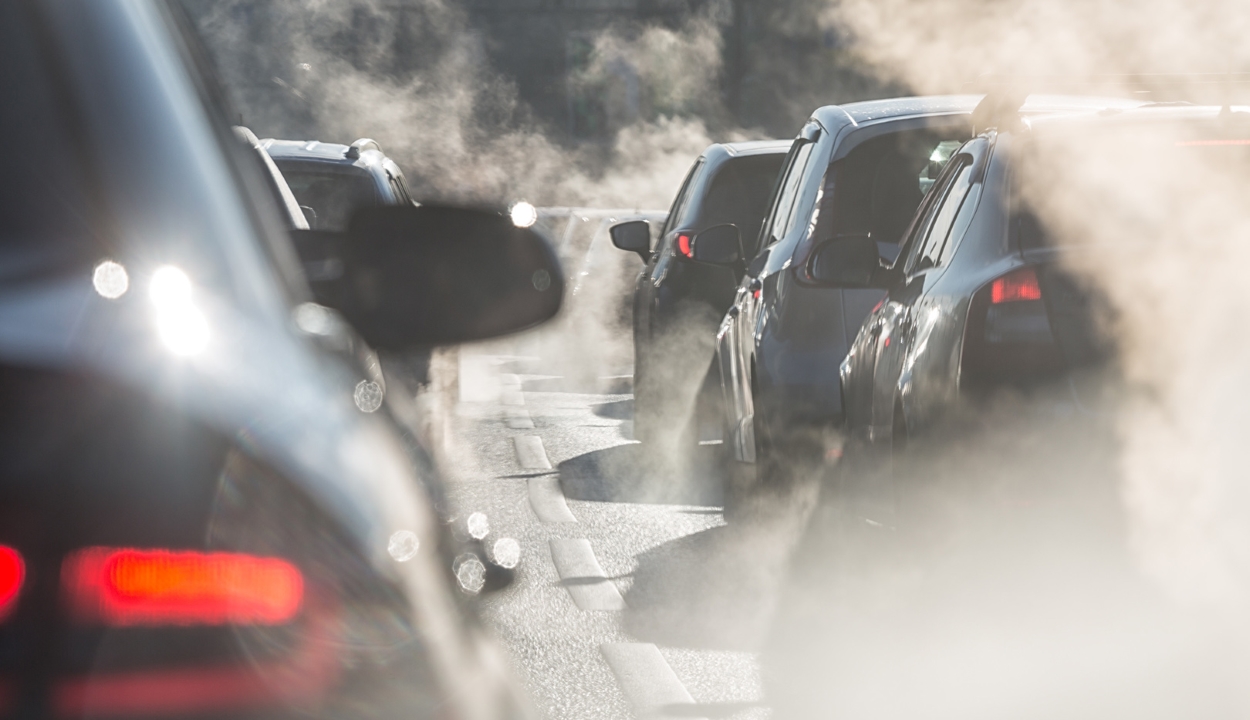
[0,1,561,718]
[609,141,790,447]
[833,94,1221,478]
[706,97,979,484]
[704,95,1146,493]
[262,136,416,231]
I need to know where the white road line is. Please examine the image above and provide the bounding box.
[549,539,625,611]
[513,435,551,469]
[504,406,535,429]
[527,477,576,523]
[600,643,705,720]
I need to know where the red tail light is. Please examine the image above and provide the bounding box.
[990,267,1042,304]
[0,546,24,620]
[64,548,303,626]
[677,233,693,258]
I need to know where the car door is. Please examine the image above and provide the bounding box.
[868,153,978,443]
[639,159,702,342]
[724,134,817,458]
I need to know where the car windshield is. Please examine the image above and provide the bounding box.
[278,167,379,231]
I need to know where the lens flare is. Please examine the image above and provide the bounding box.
[92,260,129,299]
[510,201,538,228]
[150,266,208,356]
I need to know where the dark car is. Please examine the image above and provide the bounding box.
[707,97,979,480]
[0,1,561,718]
[707,96,1146,481]
[834,97,1219,471]
[263,137,415,231]
[609,141,790,446]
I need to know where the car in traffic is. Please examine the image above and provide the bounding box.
[701,95,1147,500]
[703,97,978,482]
[609,141,790,447]
[833,95,1227,479]
[262,136,416,231]
[0,1,560,717]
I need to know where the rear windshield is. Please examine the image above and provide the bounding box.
[277,166,380,231]
[698,154,786,250]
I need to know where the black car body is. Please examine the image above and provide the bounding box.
[713,97,980,466]
[0,2,555,718]
[263,138,415,231]
[611,141,789,444]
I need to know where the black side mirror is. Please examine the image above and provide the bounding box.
[610,220,651,261]
[290,204,564,349]
[808,236,885,288]
[690,224,742,266]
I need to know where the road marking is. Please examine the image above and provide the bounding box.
[504,406,535,429]
[513,435,551,469]
[600,643,705,719]
[549,539,625,611]
[527,477,576,523]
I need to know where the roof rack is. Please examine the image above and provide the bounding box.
[345,138,382,159]
[968,73,1250,135]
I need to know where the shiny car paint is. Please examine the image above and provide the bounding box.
[0,1,524,717]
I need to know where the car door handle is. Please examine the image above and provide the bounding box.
[727,306,740,318]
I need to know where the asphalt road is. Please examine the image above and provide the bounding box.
[441,342,795,720]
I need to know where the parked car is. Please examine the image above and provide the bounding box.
[0,1,560,718]
[610,141,790,446]
[263,137,416,231]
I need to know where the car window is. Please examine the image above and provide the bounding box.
[280,168,380,231]
[765,141,815,247]
[900,158,964,274]
[913,158,974,271]
[662,158,704,239]
[699,154,787,258]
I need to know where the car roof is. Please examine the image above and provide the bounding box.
[1022,102,1241,131]
[261,138,394,173]
[720,139,793,156]
[813,93,1147,132]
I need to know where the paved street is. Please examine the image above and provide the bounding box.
[441,344,789,720]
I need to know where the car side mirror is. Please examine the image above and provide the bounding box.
[808,235,886,288]
[690,224,742,266]
[610,220,651,261]
[290,204,564,349]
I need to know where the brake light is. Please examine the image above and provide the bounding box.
[0,547,24,619]
[64,548,303,626]
[677,234,693,258]
[990,267,1042,304]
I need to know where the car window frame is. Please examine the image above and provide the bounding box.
[661,158,704,239]
[913,156,975,272]
[764,140,816,249]
[898,155,965,276]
